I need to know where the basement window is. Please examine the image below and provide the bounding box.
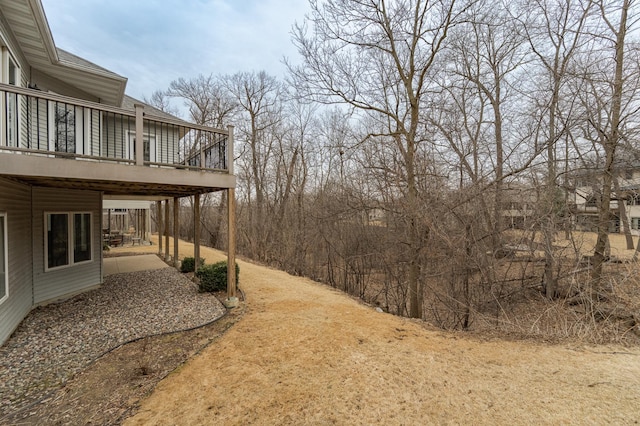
[45,212,92,271]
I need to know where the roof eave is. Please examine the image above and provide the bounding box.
[28,0,58,63]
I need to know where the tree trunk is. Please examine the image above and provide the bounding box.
[544,80,560,299]
[406,135,422,319]
[592,0,628,287]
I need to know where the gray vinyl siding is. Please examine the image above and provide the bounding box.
[102,115,179,163]
[145,120,179,164]
[26,96,49,150]
[89,109,101,157]
[0,178,33,345]
[25,100,104,154]
[102,112,133,159]
[32,187,102,304]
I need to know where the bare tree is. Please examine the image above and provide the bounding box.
[288,0,473,318]
[578,0,637,287]
[165,74,239,248]
[224,71,284,260]
[167,74,238,127]
[450,2,528,251]
[144,89,182,117]
[521,0,593,298]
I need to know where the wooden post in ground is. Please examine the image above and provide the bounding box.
[194,193,201,273]
[224,125,237,308]
[157,200,163,254]
[225,187,237,306]
[136,209,141,238]
[164,199,170,261]
[173,197,179,268]
[146,207,151,242]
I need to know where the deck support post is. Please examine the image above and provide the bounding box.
[146,207,151,242]
[194,193,200,273]
[157,200,163,254]
[173,197,179,268]
[225,187,237,308]
[133,209,142,238]
[224,125,237,308]
[164,199,170,261]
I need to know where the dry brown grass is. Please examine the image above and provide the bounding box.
[505,229,640,261]
[118,236,640,425]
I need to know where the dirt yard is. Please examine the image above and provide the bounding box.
[114,237,640,425]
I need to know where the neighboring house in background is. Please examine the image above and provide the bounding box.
[572,165,640,234]
[0,0,236,345]
[620,182,640,236]
[501,185,538,230]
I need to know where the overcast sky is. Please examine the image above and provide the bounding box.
[41,0,309,102]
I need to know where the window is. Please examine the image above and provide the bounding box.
[627,194,640,206]
[585,195,598,207]
[8,58,16,85]
[632,217,640,231]
[127,131,156,163]
[45,97,85,155]
[0,214,7,304]
[53,103,76,153]
[47,213,69,268]
[2,47,20,147]
[74,213,91,262]
[6,86,17,147]
[45,212,92,270]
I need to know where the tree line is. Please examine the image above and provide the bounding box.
[149,0,640,339]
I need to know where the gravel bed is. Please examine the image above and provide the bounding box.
[0,267,225,417]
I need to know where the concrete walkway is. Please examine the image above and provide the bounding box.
[103,254,169,276]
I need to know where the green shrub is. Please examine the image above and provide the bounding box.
[181,256,205,273]
[196,261,239,292]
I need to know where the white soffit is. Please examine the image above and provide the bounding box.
[0,0,127,106]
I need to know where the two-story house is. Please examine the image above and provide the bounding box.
[0,0,236,344]
[573,164,640,234]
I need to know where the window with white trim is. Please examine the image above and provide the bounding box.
[0,213,7,304]
[631,217,640,231]
[47,101,85,154]
[45,212,92,270]
[1,46,21,147]
[126,131,156,163]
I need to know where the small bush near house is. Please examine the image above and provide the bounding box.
[181,257,205,273]
[196,261,240,293]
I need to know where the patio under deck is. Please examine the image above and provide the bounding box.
[0,82,239,301]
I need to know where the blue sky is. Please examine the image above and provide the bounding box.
[41,0,309,101]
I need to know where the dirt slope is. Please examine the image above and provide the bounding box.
[122,239,640,425]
